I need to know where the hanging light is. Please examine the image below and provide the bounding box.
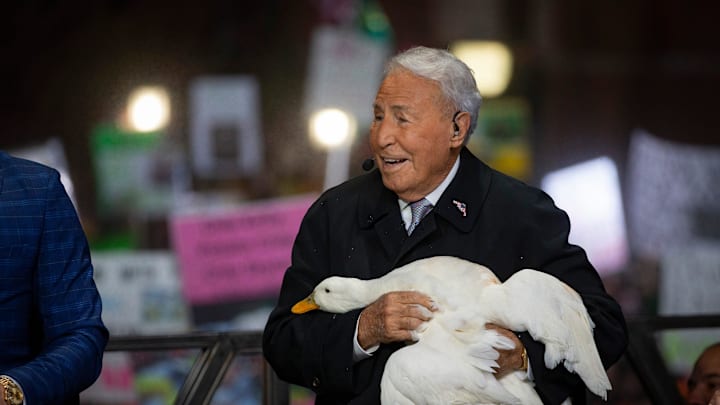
[308,107,357,190]
[309,108,356,148]
[126,86,171,133]
[451,40,513,98]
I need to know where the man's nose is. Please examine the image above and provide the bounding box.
[373,119,396,148]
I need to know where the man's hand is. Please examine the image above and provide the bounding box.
[357,291,435,349]
[485,323,526,377]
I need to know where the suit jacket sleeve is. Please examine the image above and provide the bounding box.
[5,168,109,403]
[513,187,628,404]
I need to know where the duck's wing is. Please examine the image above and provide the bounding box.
[430,306,545,405]
[438,311,514,373]
[480,269,611,399]
[381,338,522,405]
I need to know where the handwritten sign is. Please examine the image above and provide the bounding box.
[170,195,315,304]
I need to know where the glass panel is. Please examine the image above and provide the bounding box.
[81,349,200,405]
[209,354,263,405]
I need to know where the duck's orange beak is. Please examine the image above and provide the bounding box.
[291,294,319,314]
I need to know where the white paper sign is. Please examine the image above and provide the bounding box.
[93,251,190,335]
[189,76,263,179]
[304,25,389,125]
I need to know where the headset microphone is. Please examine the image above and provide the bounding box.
[362,158,375,171]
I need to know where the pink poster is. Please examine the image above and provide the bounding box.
[170,195,315,304]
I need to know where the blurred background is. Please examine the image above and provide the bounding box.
[2,1,719,404]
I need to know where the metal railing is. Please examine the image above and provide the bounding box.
[105,314,720,405]
[624,314,720,405]
[106,331,288,405]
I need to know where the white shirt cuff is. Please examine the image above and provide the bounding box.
[352,314,379,362]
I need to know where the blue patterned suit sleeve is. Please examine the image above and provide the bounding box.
[2,160,109,403]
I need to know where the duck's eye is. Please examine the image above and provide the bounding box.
[324,288,331,293]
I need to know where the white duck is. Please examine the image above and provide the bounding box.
[291,256,611,405]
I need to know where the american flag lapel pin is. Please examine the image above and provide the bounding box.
[452,199,467,217]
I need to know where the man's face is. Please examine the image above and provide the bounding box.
[687,345,720,405]
[369,69,462,202]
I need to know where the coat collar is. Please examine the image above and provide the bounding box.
[355,148,493,259]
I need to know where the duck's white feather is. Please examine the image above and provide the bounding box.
[480,270,611,398]
[305,256,611,404]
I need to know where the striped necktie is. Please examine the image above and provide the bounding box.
[407,198,433,235]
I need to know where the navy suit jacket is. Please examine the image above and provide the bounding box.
[0,151,108,404]
[263,148,627,405]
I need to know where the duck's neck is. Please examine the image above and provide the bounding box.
[339,277,389,310]
[336,277,408,312]
[361,277,399,303]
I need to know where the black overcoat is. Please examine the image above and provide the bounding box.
[263,148,627,405]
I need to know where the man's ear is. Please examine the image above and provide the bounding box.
[451,111,471,146]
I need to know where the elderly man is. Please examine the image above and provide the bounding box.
[263,46,627,404]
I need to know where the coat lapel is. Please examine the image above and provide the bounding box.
[434,148,492,234]
[357,148,493,269]
[394,213,437,263]
[396,148,493,263]
[356,171,406,262]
